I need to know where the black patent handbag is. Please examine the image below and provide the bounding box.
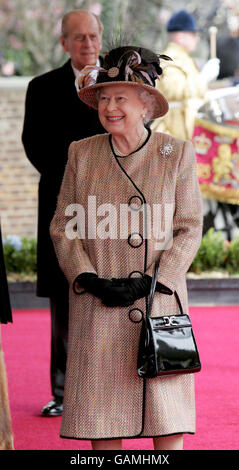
[137,261,201,378]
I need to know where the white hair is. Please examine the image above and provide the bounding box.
[135,88,156,123]
[61,10,104,38]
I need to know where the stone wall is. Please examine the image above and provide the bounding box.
[0,77,39,239]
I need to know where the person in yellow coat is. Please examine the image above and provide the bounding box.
[151,10,220,140]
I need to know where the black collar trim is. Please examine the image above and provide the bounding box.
[109,128,151,158]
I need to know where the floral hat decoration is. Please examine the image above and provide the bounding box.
[76,46,171,119]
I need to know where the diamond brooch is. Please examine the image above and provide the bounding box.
[159,143,174,157]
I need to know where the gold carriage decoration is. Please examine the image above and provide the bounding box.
[193,117,239,205]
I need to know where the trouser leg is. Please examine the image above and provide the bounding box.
[49,285,69,399]
[0,328,14,449]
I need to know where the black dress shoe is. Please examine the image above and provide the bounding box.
[41,398,63,417]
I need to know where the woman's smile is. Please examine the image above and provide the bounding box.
[97,84,146,154]
[106,115,125,122]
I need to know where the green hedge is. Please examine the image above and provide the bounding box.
[189,228,239,274]
[3,229,239,278]
[3,235,37,275]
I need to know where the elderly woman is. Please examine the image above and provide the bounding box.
[50,45,203,451]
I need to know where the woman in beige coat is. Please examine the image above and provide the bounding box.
[50,46,203,451]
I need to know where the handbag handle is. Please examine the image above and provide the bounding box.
[146,259,184,318]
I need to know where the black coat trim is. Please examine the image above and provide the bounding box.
[60,431,194,441]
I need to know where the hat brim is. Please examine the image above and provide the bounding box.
[167,27,204,32]
[78,81,169,119]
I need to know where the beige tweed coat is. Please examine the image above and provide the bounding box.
[50,130,203,440]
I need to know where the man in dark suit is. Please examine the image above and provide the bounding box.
[22,10,105,416]
[0,225,12,325]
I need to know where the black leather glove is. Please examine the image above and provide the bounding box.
[101,275,151,307]
[101,284,134,307]
[73,273,112,298]
[101,275,173,307]
[127,275,152,299]
[155,281,173,295]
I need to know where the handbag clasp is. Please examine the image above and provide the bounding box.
[163,316,178,326]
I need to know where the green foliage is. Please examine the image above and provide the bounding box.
[0,0,230,76]
[225,236,239,274]
[4,46,34,76]
[3,236,37,275]
[189,228,231,274]
[3,229,239,279]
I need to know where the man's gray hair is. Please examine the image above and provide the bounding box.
[61,9,104,38]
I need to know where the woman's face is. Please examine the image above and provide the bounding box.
[97,84,146,136]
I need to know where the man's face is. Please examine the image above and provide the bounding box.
[185,32,199,52]
[60,13,102,70]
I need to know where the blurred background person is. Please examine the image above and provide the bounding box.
[22,9,105,418]
[0,224,14,450]
[151,9,220,140]
[217,7,239,85]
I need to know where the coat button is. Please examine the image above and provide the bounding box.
[128,195,144,211]
[129,270,144,279]
[129,308,143,323]
[128,232,143,248]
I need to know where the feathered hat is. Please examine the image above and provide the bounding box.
[76,46,171,119]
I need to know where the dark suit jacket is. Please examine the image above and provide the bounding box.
[0,226,12,323]
[22,59,105,297]
[217,35,239,79]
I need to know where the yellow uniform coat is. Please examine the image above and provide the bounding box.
[151,42,206,140]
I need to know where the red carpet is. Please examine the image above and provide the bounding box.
[2,306,239,450]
